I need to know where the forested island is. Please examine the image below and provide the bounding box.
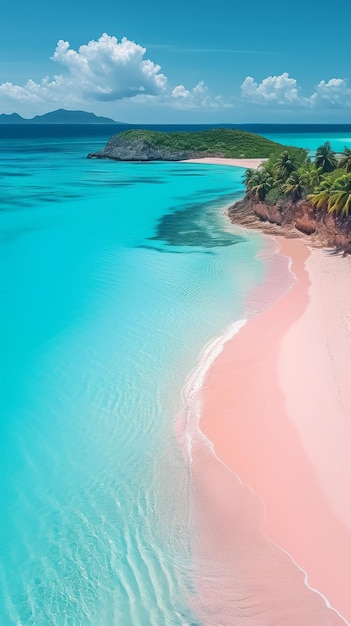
[229,142,351,253]
[87,128,306,161]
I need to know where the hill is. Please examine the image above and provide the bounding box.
[87,128,307,161]
[0,109,122,124]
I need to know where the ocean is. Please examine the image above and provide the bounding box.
[1,124,351,625]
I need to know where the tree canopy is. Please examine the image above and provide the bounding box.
[242,143,351,218]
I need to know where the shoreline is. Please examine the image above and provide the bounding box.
[186,232,351,624]
[183,156,351,254]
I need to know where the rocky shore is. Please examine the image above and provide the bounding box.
[228,197,351,253]
[88,136,195,160]
[87,132,222,161]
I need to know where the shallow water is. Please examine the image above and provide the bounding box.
[261,130,351,155]
[0,128,267,625]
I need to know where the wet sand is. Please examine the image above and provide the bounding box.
[190,237,351,625]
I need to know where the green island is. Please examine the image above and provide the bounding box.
[230,142,351,252]
[87,128,306,161]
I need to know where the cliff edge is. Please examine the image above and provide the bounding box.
[228,197,351,253]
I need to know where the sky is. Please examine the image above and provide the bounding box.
[1,0,351,123]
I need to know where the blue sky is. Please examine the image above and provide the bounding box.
[1,0,351,122]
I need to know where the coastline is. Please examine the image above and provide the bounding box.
[186,231,351,624]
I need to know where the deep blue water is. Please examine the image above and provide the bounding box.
[2,122,351,138]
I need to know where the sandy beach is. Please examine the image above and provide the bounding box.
[182,157,266,169]
[189,236,351,625]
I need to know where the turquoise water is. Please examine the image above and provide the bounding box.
[3,127,349,625]
[262,131,351,155]
[0,131,268,625]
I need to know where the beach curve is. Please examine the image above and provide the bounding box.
[183,234,351,624]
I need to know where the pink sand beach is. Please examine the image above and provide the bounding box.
[188,236,351,625]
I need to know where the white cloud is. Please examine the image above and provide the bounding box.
[241,72,351,109]
[309,78,351,107]
[171,84,191,99]
[241,72,301,105]
[4,38,350,119]
[171,80,230,109]
[0,34,229,115]
[0,34,167,108]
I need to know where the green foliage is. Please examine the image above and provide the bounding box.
[265,147,307,173]
[113,128,308,159]
[264,186,282,205]
[314,141,338,173]
[242,141,351,217]
[309,173,351,216]
[244,169,273,201]
[274,151,298,182]
[338,147,351,173]
[282,169,307,202]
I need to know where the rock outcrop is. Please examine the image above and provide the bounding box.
[88,134,205,161]
[228,197,351,253]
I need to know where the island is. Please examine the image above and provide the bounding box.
[0,109,123,124]
[87,128,306,161]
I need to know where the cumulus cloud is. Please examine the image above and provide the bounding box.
[309,78,351,107]
[241,72,301,105]
[241,72,351,108]
[171,80,230,109]
[0,34,167,107]
[0,34,229,114]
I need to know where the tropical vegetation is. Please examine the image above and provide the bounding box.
[243,142,351,217]
[104,128,308,159]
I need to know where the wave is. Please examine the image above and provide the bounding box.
[177,318,247,466]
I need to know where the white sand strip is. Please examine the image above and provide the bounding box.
[181,157,266,169]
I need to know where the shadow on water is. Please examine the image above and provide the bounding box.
[145,197,245,251]
[138,244,213,255]
[0,170,31,178]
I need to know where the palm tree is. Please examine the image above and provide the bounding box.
[314,142,337,173]
[308,187,330,211]
[274,151,297,181]
[338,147,351,173]
[309,173,351,216]
[308,173,335,210]
[282,169,307,202]
[298,161,323,191]
[245,169,273,202]
[242,168,257,189]
[261,159,275,177]
[327,174,351,216]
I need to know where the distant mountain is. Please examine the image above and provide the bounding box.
[0,112,27,124]
[0,109,124,125]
